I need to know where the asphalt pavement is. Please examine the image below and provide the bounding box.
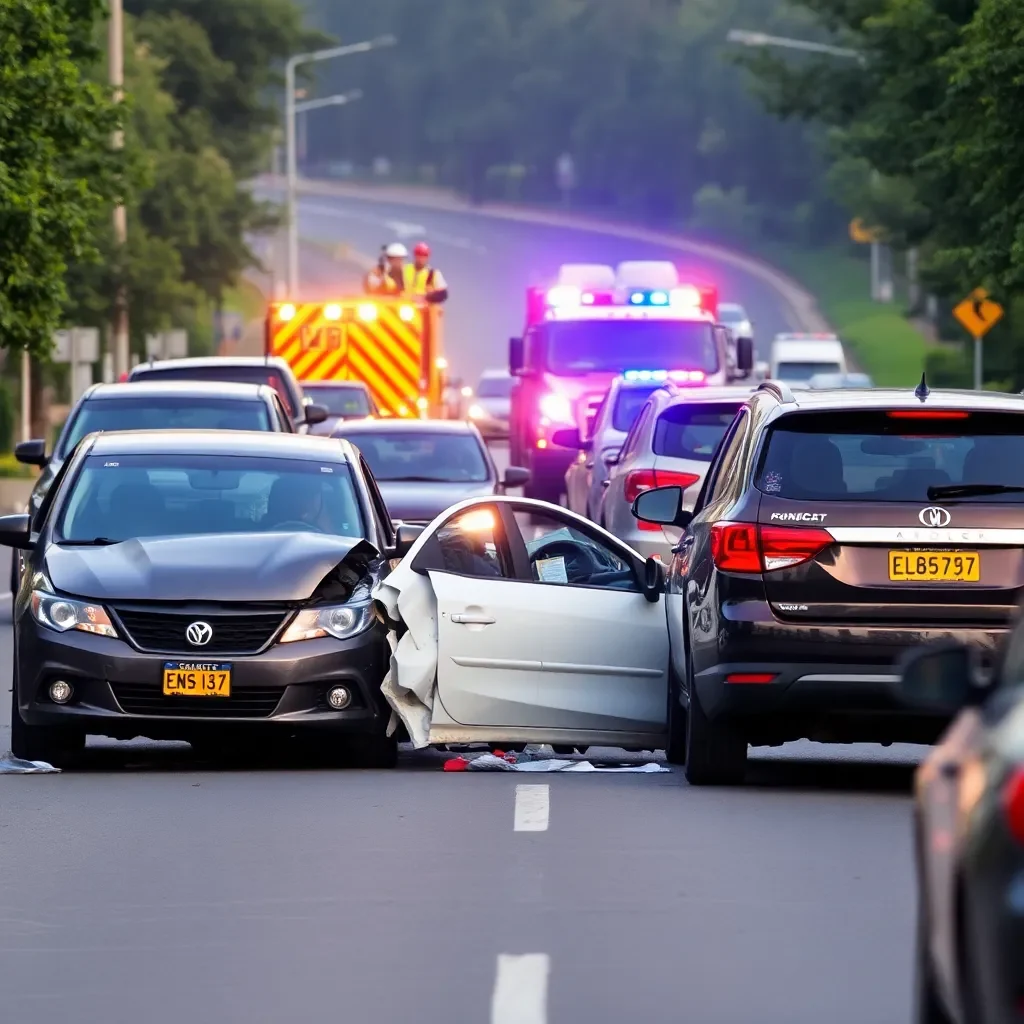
[2,198,927,1023]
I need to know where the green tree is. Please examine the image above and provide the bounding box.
[0,0,120,355]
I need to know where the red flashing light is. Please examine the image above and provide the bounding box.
[726,673,776,684]
[887,410,970,420]
[1003,769,1024,845]
[625,470,700,530]
[710,523,834,573]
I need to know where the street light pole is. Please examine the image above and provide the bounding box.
[285,36,396,296]
[726,29,863,62]
[109,0,129,377]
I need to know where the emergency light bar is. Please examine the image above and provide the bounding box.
[624,369,707,384]
[546,304,713,322]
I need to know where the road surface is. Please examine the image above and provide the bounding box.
[2,199,924,1023]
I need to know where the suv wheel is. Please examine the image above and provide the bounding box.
[684,670,747,785]
[9,683,84,768]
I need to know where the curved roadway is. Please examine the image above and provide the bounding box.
[1,189,924,1024]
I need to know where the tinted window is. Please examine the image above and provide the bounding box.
[775,361,842,381]
[58,454,364,541]
[756,411,1024,502]
[340,431,490,483]
[542,321,718,375]
[59,398,271,456]
[653,402,741,461]
[304,385,372,417]
[477,376,512,398]
[132,366,297,415]
[611,386,659,431]
[620,403,652,459]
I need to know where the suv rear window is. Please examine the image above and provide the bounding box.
[653,402,741,461]
[756,410,1024,502]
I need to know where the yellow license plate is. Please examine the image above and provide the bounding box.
[888,551,980,582]
[162,662,232,697]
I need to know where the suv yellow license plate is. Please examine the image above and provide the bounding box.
[888,551,980,582]
[162,662,232,697]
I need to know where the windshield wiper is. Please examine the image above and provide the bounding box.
[927,483,1024,500]
[382,475,460,483]
[58,537,121,546]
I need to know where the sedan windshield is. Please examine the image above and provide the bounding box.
[303,385,372,417]
[57,454,365,542]
[477,376,512,398]
[342,431,490,482]
[58,398,271,458]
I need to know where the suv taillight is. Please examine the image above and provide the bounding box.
[625,470,701,530]
[710,523,833,573]
[1003,769,1024,845]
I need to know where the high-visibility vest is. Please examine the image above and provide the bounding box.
[403,264,435,295]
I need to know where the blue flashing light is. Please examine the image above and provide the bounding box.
[649,290,668,305]
[630,292,645,304]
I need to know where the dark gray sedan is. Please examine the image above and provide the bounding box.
[329,419,529,525]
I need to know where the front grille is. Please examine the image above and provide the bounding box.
[112,608,288,655]
[112,684,285,718]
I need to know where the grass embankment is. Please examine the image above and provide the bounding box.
[760,244,929,387]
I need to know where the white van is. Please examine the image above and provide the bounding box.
[769,333,847,385]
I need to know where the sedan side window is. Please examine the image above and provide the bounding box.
[435,506,512,578]
[620,403,651,461]
[513,509,637,591]
[273,396,294,431]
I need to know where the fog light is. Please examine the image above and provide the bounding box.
[327,685,352,709]
[49,680,73,704]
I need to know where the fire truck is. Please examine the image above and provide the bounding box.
[509,261,754,502]
[265,296,446,417]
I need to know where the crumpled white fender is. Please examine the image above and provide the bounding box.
[373,562,438,748]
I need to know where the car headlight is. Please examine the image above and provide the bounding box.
[468,404,485,419]
[539,392,573,423]
[30,578,117,638]
[278,602,374,643]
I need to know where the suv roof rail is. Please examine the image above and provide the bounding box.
[756,379,795,403]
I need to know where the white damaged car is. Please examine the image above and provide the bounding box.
[374,496,682,758]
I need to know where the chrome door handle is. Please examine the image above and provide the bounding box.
[451,613,495,625]
[601,479,611,488]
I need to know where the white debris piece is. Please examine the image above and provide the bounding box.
[464,753,668,773]
[374,561,439,748]
[0,751,60,773]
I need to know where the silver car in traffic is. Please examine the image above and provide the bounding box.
[467,368,512,438]
[599,385,753,559]
[557,377,661,520]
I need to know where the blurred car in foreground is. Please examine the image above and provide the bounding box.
[300,380,378,436]
[808,371,875,389]
[12,380,294,593]
[1,430,415,767]
[330,419,529,525]
[467,368,512,438]
[128,356,327,431]
[899,639,1024,1024]
[558,376,662,520]
[599,385,750,559]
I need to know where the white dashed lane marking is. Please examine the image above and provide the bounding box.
[513,784,550,832]
[491,953,550,1024]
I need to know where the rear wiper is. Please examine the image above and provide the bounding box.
[57,537,121,546]
[927,484,1024,500]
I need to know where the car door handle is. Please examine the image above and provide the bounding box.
[451,613,496,625]
[601,479,611,487]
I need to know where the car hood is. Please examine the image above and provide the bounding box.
[44,532,376,602]
[378,480,496,523]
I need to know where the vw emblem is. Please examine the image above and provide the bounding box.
[186,621,213,646]
[918,506,951,528]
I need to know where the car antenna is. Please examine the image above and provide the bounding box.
[914,372,929,401]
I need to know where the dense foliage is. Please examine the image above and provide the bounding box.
[304,0,845,244]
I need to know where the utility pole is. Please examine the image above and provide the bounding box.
[109,0,129,378]
[285,35,396,295]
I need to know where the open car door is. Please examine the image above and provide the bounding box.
[390,497,670,751]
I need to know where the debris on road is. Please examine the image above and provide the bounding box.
[0,751,60,773]
[443,750,668,772]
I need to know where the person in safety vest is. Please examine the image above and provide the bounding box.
[364,242,407,294]
[404,242,448,304]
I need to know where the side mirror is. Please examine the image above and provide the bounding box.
[302,402,329,426]
[602,449,621,467]
[502,466,531,488]
[0,513,32,549]
[15,439,47,467]
[392,522,425,558]
[550,427,583,449]
[509,336,524,374]
[736,335,754,372]
[641,555,663,603]
[631,485,693,529]
[897,643,983,713]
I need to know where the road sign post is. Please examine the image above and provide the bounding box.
[953,288,1004,390]
[53,327,100,403]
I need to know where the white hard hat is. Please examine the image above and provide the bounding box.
[385,242,408,258]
